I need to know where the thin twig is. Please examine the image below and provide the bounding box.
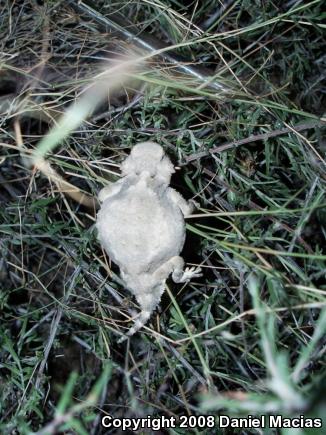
[183,120,324,164]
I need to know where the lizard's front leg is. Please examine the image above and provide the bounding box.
[167,188,197,217]
[98,181,123,203]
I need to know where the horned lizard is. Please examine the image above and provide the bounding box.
[96,142,201,341]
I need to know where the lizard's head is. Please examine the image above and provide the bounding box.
[121,142,175,185]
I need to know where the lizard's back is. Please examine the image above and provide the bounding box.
[97,182,185,274]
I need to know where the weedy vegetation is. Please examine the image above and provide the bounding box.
[0,1,325,434]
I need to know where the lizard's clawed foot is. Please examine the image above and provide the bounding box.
[179,266,202,283]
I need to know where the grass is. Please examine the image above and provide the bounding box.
[0,0,325,434]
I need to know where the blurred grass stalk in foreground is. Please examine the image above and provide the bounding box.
[31,54,142,162]
[28,54,142,207]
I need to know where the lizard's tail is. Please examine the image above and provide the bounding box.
[118,310,151,343]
